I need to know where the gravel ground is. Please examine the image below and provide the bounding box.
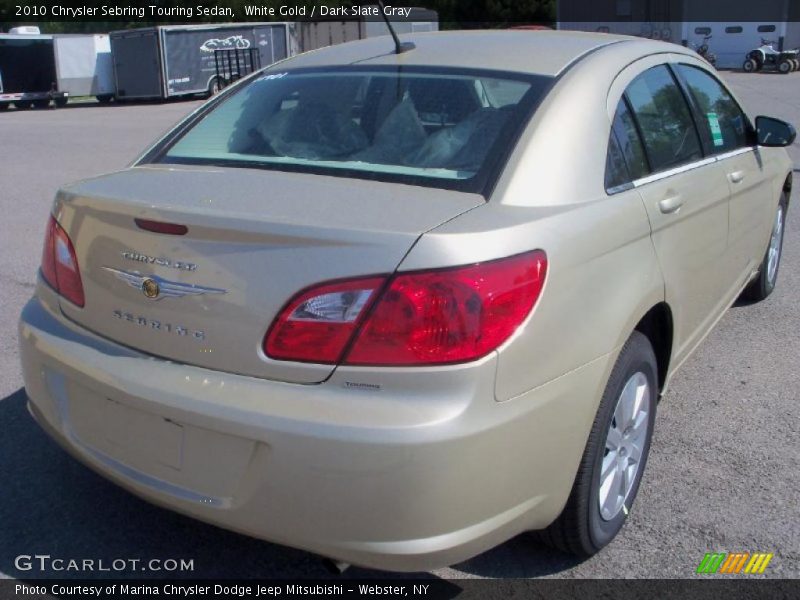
[0,71,797,581]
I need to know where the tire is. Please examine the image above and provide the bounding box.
[0,103,8,110]
[538,331,658,556]
[13,100,33,110]
[33,98,50,108]
[793,59,800,71]
[54,97,68,108]
[743,58,757,72]
[741,194,788,302]
[207,77,221,97]
[96,94,113,104]
[779,59,792,73]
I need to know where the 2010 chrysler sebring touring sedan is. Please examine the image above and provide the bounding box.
[19,30,794,571]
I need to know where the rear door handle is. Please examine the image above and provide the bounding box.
[658,194,684,214]
[728,170,745,184]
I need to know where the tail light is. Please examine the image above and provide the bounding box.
[264,277,387,363]
[41,215,85,307]
[263,250,547,366]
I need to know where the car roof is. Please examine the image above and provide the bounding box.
[278,30,675,77]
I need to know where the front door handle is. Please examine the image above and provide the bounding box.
[658,194,684,214]
[729,170,746,184]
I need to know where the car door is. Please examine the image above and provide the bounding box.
[674,62,773,282]
[615,63,734,367]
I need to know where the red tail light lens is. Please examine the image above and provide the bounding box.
[263,250,547,366]
[264,277,387,363]
[346,251,547,365]
[40,215,85,307]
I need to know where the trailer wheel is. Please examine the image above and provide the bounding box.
[743,58,758,72]
[33,99,50,109]
[13,100,33,110]
[54,97,68,108]
[207,77,221,97]
[96,94,113,104]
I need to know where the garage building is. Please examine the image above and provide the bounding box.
[557,0,800,69]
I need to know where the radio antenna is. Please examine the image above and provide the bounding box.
[377,1,415,53]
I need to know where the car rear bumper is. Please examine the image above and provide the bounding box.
[18,293,612,572]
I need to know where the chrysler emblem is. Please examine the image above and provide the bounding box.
[102,267,226,300]
[142,278,160,299]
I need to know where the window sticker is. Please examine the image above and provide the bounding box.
[707,112,724,147]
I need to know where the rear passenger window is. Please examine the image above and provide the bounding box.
[625,65,703,172]
[605,99,649,192]
[605,133,630,191]
[611,100,649,179]
[676,64,750,152]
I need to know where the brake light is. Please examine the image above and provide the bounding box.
[347,251,547,365]
[263,250,547,366]
[264,277,387,363]
[40,215,85,307]
[135,218,188,235]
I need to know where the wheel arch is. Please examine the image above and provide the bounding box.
[632,302,674,395]
[783,171,792,207]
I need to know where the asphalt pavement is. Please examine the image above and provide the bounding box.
[0,72,798,580]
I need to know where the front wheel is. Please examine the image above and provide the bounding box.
[538,331,657,555]
[741,195,787,302]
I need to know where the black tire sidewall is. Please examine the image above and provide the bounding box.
[586,333,658,550]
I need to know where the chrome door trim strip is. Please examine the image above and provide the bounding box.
[633,157,717,187]
[632,146,757,189]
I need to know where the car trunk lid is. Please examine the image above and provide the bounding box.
[53,165,483,383]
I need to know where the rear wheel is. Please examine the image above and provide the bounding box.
[13,100,33,110]
[538,331,657,555]
[96,94,113,104]
[54,97,68,108]
[0,103,8,110]
[33,98,50,108]
[743,58,758,72]
[779,59,792,74]
[741,194,787,302]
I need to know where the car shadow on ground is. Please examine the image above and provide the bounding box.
[0,387,582,580]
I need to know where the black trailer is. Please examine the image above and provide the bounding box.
[109,23,294,101]
[0,34,68,109]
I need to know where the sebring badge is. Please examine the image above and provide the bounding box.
[102,267,226,300]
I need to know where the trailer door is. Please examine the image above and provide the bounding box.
[111,30,162,99]
[0,36,57,93]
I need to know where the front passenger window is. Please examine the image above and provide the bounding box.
[676,64,750,152]
[625,65,703,172]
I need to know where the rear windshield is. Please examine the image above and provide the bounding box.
[150,67,552,193]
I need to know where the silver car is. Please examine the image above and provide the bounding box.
[19,30,794,571]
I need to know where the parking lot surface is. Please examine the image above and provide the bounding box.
[0,72,798,580]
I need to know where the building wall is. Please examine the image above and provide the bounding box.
[558,0,795,69]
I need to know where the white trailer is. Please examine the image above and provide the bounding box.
[54,34,115,102]
[0,32,114,109]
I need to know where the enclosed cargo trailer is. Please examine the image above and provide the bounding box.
[109,23,295,101]
[54,34,115,102]
[0,34,67,109]
[0,33,113,109]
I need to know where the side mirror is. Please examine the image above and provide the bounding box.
[755,115,796,147]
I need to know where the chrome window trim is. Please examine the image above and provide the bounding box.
[631,146,756,189]
[633,157,717,187]
[713,146,755,161]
